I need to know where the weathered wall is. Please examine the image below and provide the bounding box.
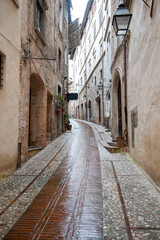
[128,0,160,186]
[0,0,21,177]
[19,0,68,162]
[73,0,112,126]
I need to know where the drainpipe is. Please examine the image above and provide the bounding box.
[102,0,105,126]
[123,34,128,145]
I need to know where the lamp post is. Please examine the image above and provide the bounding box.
[112,0,132,145]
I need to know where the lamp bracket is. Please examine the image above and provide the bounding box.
[24,50,56,61]
[142,0,150,8]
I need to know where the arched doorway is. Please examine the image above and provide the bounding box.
[112,70,124,139]
[99,98,101,123]
[81,104,84,120]
[28,74,46,147]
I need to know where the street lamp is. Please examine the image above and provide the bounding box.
[98,81,103,91]
[112,0,132,36]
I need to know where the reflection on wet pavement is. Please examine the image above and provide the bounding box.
[4,121,103,239]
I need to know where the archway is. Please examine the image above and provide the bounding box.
[81,104,84,120]
[88,100,91,120]
[28,74,46,147]
[112,70,124,138]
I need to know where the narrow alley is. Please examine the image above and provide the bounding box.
[0,121,160,239]
[1,0,160,239]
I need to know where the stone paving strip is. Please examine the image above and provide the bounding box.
[79,120,160,240]
[1,119,160,240]
[0,122,79,239]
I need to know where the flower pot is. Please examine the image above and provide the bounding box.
[68,124,72,131]
[56,110,60,115]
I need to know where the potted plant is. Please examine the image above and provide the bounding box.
[56,108,60,115]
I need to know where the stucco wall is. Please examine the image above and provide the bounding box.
[127,0,160,186]
[0,0,21,177]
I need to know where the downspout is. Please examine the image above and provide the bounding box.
[102,0,105,126]
[123,34,128,145]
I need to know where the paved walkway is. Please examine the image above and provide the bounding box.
[0,120,160,239]
[83,120,160,240]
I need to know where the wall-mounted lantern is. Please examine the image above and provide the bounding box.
[112,0,132,36]
[98,81,103,91]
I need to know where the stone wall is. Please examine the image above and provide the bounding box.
[19,0,69,162]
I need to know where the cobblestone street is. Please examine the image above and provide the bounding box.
[0,120,160,239]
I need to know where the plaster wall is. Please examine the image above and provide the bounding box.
[0,0,21,177]
[127,0,160,186]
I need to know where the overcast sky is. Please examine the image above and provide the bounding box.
[71,0,88,23]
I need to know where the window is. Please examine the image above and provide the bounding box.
[58,49,61,69]
[59,3,63,31]
[117,36,120,47]
[99,9,103,27]
[93,48,96,59]
[35,0,44,35]
[58,85,61,94]
[80,59,82,68]
[92,0,96,16]
[0,53,4,88]
[100,69,102,79]
[88,35,91,48]
[65,47,67,65]
[88,59,91,70]
[93,24,96,39]
[65,0,68,21]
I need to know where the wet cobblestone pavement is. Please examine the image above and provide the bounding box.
[0,120,160,239]
[85,120,160,240]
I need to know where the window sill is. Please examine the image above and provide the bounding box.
[34,27,46,46]
[13,0,20,8]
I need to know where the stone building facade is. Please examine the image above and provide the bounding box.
[72,0,160,186]
[111,0,160,186]
[19,0,72,163]
[0,0,21,178]
[0,0,72,177]
[72,0,112,127]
